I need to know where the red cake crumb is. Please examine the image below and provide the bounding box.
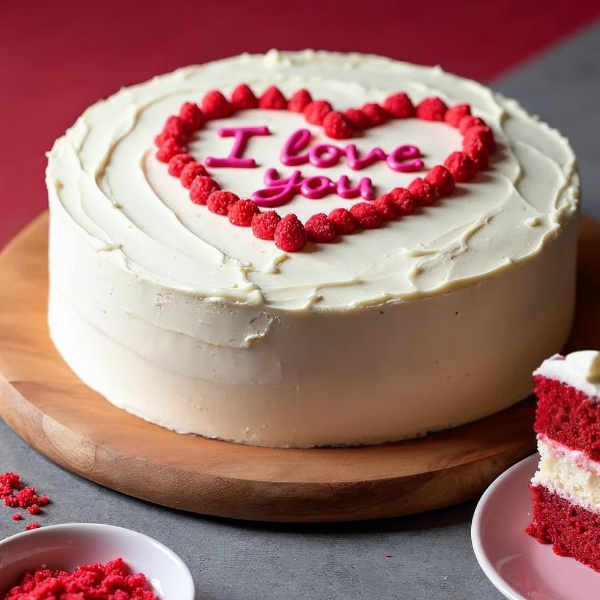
[1,558,159,600]
[534,376,600,462]
[373,194,398,221]
[361,103,388,126]
[444,151,477,182]
[444,103,471,128]
[180,162,208,188]
[228,199,260,226]
[207,190,239,216]
[383,92,415,119]
[259,86,287,110]
[156,137,187,163]
[179,101,205,130]
[303,100,332,125]
[528,485,600,572]
[323,111,354,140]
[167,153,194,177]
[343,108,372,131]
[252,211,281,240]
[0,473,20,490]
[416,97,448,121]
[408,178,438,207]
[425,165,455,197]
[274,214,307,252]
[2,473,50,530]
[231,84,258,110]
[190,176,220,205]
[201,90,234,120]
[287,89,313,113]
[458,115,485,134]
[389,187,416,216]
[25,522,39,531]
[328,208,358,235]
[11,514,22,521]
[305,213,336,243]
[350,203,383,229]
[26,504,41,515]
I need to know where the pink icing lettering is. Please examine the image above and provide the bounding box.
[308,144,344,168]
[252,169,303,207]
[386,145,424,172]
[280,128,311,167]
[336,175,375,200]
[345,144,388,170]
[301,176,336,199]
[205,126,271,168]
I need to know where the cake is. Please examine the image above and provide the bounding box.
[528,351,600,570]
[46,50,579,448]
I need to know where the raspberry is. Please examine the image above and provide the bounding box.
[207,190,239,216]
[25,522,40,530]
[190,176,220,205]
[344,108,372,130]
[167,153,194,177]
[156,138,187,163]
[383,92,415,118]
[389,188,416,216]
[228,199,260,226]
[180,162,208,188]
[305,213,336,242]
[274,214,307,252]
[201,90,234,120]
[444,151,477,182]
[303,100,332,125]
[231,84,258,110]
[464,137,489,170]
[323,111,354,139]
[416,97,448,121]
[361,103,388,126]
[425,165,455,197]
[458,115,485,134]
[288,89,313,113]
[444,104,471,128]
[27,504,41,515]
[251,211,281,240]
[11,513,22,521]
[374,194,398,220]
[328,208,358,234]
[154,131,184,147]
[464,125,496,153]
[179,102,205,131]
[162,116,189,139]
[350,202,383,229]
[259,86,287,110]
[408,178,438,206]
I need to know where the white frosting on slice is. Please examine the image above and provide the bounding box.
[535,351,600,399]
[533,435,600,514]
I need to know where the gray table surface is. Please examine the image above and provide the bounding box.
[2,22,600,600]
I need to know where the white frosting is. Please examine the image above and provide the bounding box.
[46,51,580,447]
[535,351,600,399]
[533,436,600,514]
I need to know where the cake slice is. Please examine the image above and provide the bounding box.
[528,351,600,570]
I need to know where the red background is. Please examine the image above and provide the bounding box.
[1,0,599,248]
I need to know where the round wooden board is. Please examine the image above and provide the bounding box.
[0,213,599,523]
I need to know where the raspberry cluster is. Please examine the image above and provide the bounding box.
[1,472,49,530]
[154,84,496,251]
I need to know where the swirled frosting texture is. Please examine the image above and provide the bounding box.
[47,50,579,312]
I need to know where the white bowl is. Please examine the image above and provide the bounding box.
[0,523,195,599]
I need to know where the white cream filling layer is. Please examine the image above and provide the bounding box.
[533,436,600,513]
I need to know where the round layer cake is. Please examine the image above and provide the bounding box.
[46,50,580,447]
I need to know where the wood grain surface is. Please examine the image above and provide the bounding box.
[0,212,598,523]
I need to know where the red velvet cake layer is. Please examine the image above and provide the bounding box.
[534,375,600,462]
[527,485,600,572]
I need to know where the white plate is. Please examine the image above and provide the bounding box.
[472,453,600,600]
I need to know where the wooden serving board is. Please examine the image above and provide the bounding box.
[0,213,599,523]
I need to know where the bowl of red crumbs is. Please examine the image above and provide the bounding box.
[0,523,195,599]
